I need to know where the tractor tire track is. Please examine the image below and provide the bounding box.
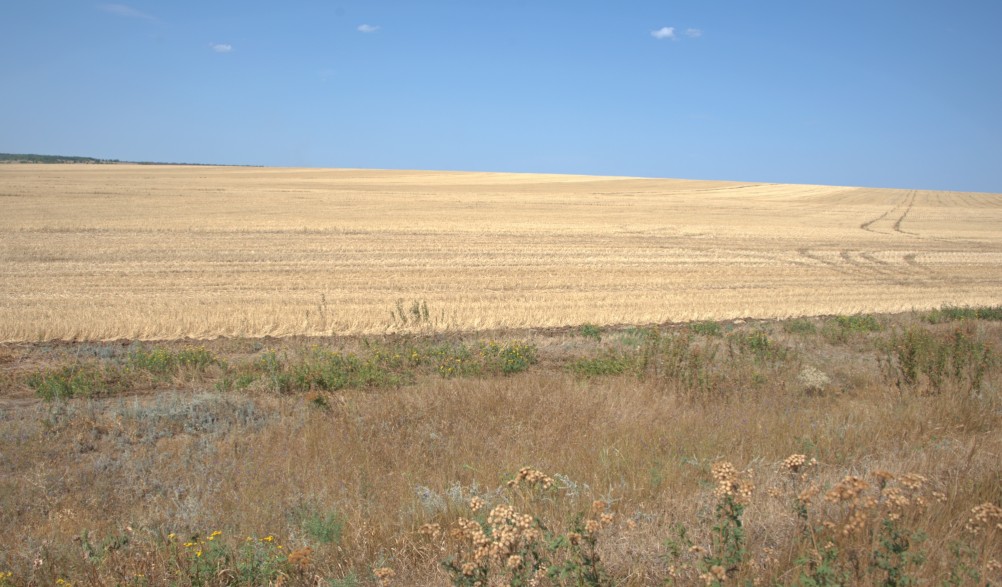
[859,250,936,285]
[892,190,918,235]
[860,191,910,234]
[797,247,935,287]
[840,250,894,278]
[859,206,896,233]
[798,248,875,280]
[839,250,920,286]
[902,253,938,277]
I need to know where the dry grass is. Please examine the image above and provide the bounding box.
[1,165,1000,341]
[1,313,1000,584]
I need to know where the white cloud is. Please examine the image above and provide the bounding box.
[99,4,156,21]
[210,43,233,53]
[357,24,380,33]
[685,28,703,38]
[651,27,676,40]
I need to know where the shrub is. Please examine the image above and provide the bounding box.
[298,508,345,545]
[925,305,1002,324]
[823,314,882,344]
[784,318,817,335]
[888,324,994,394]
[833,314,883,332]
[479,340,538,375]
[727,329,788,364]
[27,363,124,400]
[168,531,290,586]
[426,468,614,587]
[578,324,603,341]
[292,349,399,391]
[690,320,722,337]
[430,343,481,378]
[569,352,636,377]
[639,329,718,392]
[127,346,218,378]
[782,461,934,587]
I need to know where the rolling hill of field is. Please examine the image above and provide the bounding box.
[1,164,1000,341]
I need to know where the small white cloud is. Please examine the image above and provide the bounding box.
[685,28,703,38]
[99,3,156,21]
[651,26,676,40]
[210,43,233,53]
[357,24,380,33]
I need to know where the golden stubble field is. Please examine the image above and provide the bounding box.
[1,164,1000,341]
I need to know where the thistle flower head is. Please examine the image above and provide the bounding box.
[825,476,869,504]
[373,567,395,586]
[966,502,1002,534]
[712,461,754,504]
[508,467,554,490]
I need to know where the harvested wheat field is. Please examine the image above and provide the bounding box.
[1,164,1000,341]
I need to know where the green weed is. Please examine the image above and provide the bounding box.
[727,329,788,364]
[298,508,345,545]
[639,329,718,392]
[292,348,400,391]
[171,531,289,587]
[127,346,217,376]
[478,340,538,375]
[690,321,722,337]
[27,363,124,400]
[823,314,883,344]
[888,324,994,393]
[578,323,603,341]
[393,298,431,326]
[925,305,1002,324]
[569,352,636,377]
[784,318,818,335]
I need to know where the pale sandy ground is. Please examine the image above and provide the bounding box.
[1,164,1000,341]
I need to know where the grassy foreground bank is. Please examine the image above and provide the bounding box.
[1,309,1000,585]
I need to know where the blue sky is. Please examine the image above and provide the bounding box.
[2,1,1001,192]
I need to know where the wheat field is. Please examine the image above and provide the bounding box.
[1,164,1000,341]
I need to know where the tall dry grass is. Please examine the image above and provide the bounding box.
[1,313,1000,584]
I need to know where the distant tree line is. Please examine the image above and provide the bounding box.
[0,153,121,164]
[0,153,253,166]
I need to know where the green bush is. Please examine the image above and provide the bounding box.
[578,324,603,341]
[570,352,636,377]
[639,330,718,392]
[292,349,399,391]
[690,321,722,337]
[430,343,481,378]
[127,345,217,376]
[28,363,124,400]
[479,340,538,375]
[168,531,289,586]
[833,314,883,332]
[251,350,292,393]
[784,318,817,335]
[888,324,994,393]
[822,314,883,344]
[727,330,788,363]
[298,508,345,545]
[925,305,1002,323]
